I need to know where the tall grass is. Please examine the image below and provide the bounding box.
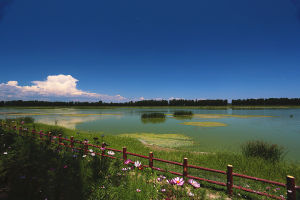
[241,140,285,162]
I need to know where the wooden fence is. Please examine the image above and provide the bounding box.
[1,124,299,200]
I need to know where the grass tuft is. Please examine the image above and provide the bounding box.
[241,140,285,162]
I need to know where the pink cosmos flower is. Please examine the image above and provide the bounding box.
[161,189,166,192]
[171,177,184,186]
[91,152,95,156]
[188,179,200,188]
[63,165,68,168]
[100,147,105,151]
[124,159,132,165]
[160,175,166,179]
[136,189,141,192]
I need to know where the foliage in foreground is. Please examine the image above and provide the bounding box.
[1,118,300,199]
[0,123,226,200]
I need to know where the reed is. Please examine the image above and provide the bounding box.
[241,140,285,162]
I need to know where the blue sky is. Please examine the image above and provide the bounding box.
[0,0,300,102]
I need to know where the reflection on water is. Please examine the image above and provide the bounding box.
[141,117,166,124]
[36,115,101,129]
[173,116,193,120]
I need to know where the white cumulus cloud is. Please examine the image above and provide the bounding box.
[0,74,127,102]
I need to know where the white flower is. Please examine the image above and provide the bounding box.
[134,161,141,168]
[82,155,87,158]
[3,152,7,155]
[107,151,115,155]
[89,149,93,152]
[91,152,95,156]
[188,192,194,197]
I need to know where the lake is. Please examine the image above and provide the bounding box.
[1,107,300,162]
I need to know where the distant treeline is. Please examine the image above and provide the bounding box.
[0,98,299,107]
[0,99,227,106]
[232,98,300,106]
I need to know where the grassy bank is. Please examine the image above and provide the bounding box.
[1,119,300,199]
[20,122,300,183]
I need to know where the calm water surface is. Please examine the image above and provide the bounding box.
[1,107,300,161]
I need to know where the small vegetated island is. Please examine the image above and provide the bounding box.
[172,110,193,120]
[141,112,166,124]
[173,110,193,116]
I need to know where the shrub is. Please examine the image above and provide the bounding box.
[141,113,165,119]
[173,111,193,116]
[241,140,285,162]
[46,127,65,136]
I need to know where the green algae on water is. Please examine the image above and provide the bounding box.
[119,133,193,148]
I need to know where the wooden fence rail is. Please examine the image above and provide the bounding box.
[0,123,299,200]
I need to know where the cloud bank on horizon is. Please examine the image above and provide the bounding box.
[0,74,127,102]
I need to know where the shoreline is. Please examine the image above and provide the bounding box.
[1,105,300,109]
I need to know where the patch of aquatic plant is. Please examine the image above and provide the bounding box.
[192,114,272,119]
[179,121,228,127]
[141,113,165,119]
[173,110,193,116]
[119,133,193,148]
[241,140,285,162]
[62,113,121,117]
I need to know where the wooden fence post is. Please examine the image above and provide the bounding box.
[123,147,127,163]
[48,132,52,143]
[70,136,74,148]
[19,127,22,135]
[149,152,153,169]
[287,175,296,200]
[101,142,105,158]
[58,134,62,143]
[227,165,233,196]
[84,140,88,154]
[32,129,36,138]
[183,158,188,177]
[39,131,43,140]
